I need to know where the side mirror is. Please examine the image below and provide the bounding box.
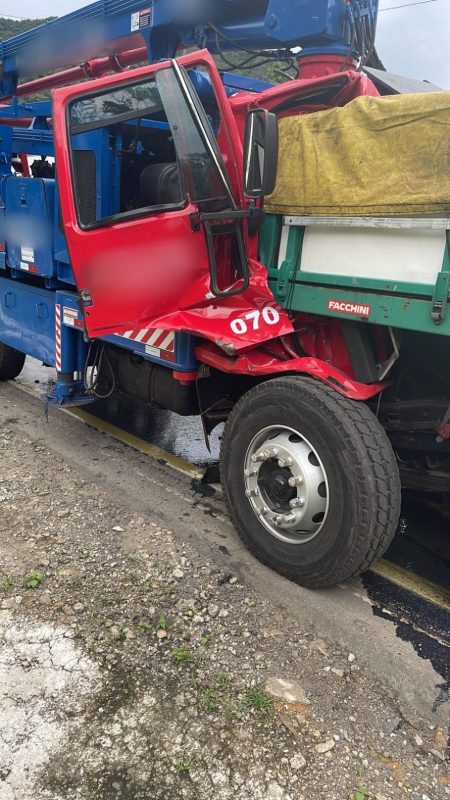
[243,109,278,200]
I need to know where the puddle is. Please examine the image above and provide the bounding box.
[363,497,450,718]
[18,358,221,466]
[88,392,222,466]
[384,495,450,592]
[363,571,450,683]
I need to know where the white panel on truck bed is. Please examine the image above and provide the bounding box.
[299,225,447,285]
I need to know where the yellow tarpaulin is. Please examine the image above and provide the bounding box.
[266,92,450,217]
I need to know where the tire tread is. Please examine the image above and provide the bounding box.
[0,343,26,381]
[220,376,401,588]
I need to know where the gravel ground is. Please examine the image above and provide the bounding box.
[0,422,449,800]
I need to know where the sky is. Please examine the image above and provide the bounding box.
[0,0,449,89]
[376,0,450,89]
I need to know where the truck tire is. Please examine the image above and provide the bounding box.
[220,376,401,589]
[0,343,26,380]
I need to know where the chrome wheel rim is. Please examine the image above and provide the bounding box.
[244,426,329,545]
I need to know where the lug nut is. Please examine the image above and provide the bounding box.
[288,475,303,487]
[274,512,297,528]
[278,457,293,468]
[261,506,269,516]
[244,467,258,477]
[245,488,259,498]
[251,451,269,463]
[290,497,305,508]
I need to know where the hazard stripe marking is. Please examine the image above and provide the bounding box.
[55,304,62,372]
[160,331,175,351]
[114,328,175,353]
[146,329,164,347]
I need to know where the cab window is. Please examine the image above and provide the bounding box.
[68,66,232,228]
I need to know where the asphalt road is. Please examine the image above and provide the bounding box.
[7,358,450,727]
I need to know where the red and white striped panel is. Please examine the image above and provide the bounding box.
[55,304,62,372]
[116,328,176,361]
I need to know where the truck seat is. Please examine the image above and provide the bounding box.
[139,162,183,208]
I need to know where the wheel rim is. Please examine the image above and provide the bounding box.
[244,426,329,545]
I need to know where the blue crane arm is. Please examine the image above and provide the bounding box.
[0,0,378,97]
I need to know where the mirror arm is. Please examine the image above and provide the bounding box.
[201,218,250,298]
[190,207,263,298]
[190,205,263,234]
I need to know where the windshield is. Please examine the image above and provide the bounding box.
[156,64,235,210]
[67,63,235,227]
[70,82,165,132]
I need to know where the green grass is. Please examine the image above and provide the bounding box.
[0,575,15,591]
[156,613,168,631]
[100,596,115,606]
[113,624,128,642]
[24,570,44,589]
[241,685,273,715]
[216,673,233,689]
[171,645,191,663]
[125,571,141,585]
[174,753,196,774]
[201,688,219,711]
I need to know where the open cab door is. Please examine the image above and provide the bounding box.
[53,50,292,349]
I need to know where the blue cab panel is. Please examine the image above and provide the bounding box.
[0,277,89,374]
[0,206,5,270]
[0,276,56,365]
[4,177,56,278]
[54,185,75,285]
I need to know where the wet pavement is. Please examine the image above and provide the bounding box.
[18,358,221,466]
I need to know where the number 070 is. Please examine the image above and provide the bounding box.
[230,306,280,336]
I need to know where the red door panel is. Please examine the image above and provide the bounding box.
[53,55,216,337]
[53,51,294,349]
[61,203,209,336]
